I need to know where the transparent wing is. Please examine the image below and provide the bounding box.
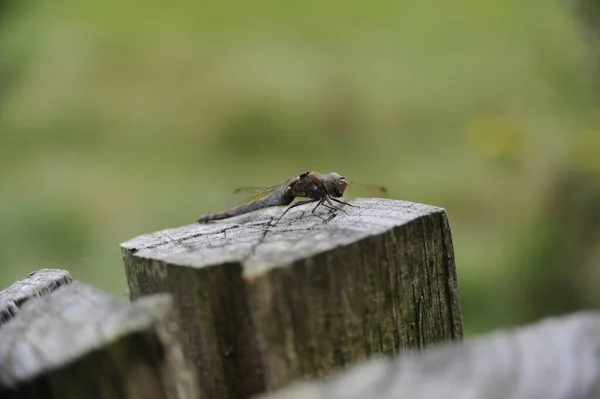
[343,181,390,200]
[225,183,285,209]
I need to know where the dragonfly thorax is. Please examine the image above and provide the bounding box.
[287,171,347,200]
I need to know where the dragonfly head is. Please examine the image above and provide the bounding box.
[324,172,348,197]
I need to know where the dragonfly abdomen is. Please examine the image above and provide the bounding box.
[197,194,291,223]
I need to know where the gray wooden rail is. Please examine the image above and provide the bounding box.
[0,270,197,399]
[257,311,600,399]
[121,198,463,399]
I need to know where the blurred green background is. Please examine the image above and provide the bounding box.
[2,0,600,336]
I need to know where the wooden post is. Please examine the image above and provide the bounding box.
[0,268,72,325]
[121,198,463,399]
[0,270,198,399]
[258,312,600,399]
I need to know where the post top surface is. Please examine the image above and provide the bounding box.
[121,199,445,276]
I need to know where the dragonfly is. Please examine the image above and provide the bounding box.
[197,171,388,225]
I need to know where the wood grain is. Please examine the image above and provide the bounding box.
[0,269,72,326]
[257,312,600,399]
[122,198,463,398]
[0,281,197,399]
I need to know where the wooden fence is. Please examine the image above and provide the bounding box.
[1,199,598,398]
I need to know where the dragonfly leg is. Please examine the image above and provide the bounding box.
[311,198,336,221]
[323,205,339,213]
[323,202,345,214]
[323,212,337,223]
[311,197,326,214]
[324,197,348,214]
[272,199,319,226]
[330,197,356,208]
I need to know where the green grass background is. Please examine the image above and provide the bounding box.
[2,0,600,336]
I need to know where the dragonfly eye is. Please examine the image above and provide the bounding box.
[337,179,348,196]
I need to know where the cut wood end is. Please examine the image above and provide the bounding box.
[0,282,174,387]
[0,269,72,302]
[0,269,72,326]
[121,199,447,277]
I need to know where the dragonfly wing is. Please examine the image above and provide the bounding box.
[225,184,284,209]
[344,182,390,200]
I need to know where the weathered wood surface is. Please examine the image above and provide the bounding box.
[257,312,600,399]
[0,269,72,326]
[122,198,463,399]
[0,279,197,399]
